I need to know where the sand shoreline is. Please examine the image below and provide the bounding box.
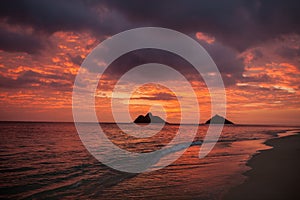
[223,131,300,200]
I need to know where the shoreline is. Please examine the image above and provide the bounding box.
[0,121,300,128]
[223,131,300,200]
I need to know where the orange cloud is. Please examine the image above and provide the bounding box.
[195,32,215,44]
[0,29,299,125]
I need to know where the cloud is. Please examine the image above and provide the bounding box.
[0,1,299,123]
[198,40,245,85]
[68,54,84,66]
[0,0,101,33]
[100,42,245,86]
[0,27,43,54]
[196,32,215,44]
[0,70,73,90]
[103,0,300,51]
[132,92,177,101]
[276,46,300,61]
[1,0,296,85]
[0,0,130,53]
[1,0,300,53]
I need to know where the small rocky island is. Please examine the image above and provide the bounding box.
[205,114,234,125]
[134,112,166,124]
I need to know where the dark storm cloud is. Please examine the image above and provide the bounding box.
[103,49,200,81]
[251,49,263,61]
[276,46,300,60]
[103,0,300,51]
[199,41,244,84]
[0,71,42,89]
[101,48,243,86]
[275,46,300,70]
[0,0,299,85]
[68,54,84,66]
[0,70,73,90]
[1,0,300,53]
[0,27,43,54]
[0,0,129,53]
[0,0,105,34]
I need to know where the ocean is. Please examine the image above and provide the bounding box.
[0,122,297,199]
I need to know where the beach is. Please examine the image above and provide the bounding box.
[224,132,300,200]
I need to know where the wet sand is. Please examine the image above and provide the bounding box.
[223,133,300,200]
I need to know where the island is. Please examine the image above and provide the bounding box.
[133,112,167,124]
[205,114,234,125]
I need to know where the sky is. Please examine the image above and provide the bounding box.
[0,0,299,125]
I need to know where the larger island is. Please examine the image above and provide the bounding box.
[133,112,166,124]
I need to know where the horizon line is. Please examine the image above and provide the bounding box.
[0,120,299,127]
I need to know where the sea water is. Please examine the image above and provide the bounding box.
[0,122,297,199]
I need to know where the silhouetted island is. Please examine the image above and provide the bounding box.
[134,112,166,124]
[205,114,234,124]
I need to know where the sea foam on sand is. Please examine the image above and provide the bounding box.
[223,132,300,200]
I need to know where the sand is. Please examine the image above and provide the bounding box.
[223,133,300,200]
